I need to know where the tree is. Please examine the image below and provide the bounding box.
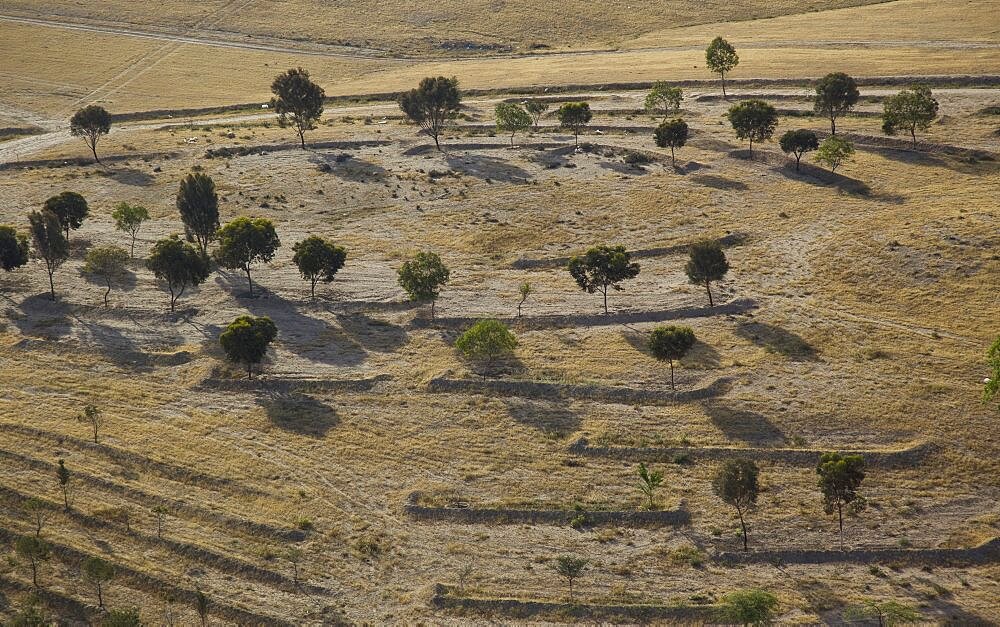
[397,251,450,320]
[56,459,71,510]
[270,67,325,149]
[176,173,220,255]
[22,498,48,537]
[648,325,695,390]
[685,239,730,307]
[152,505,168,539]
[524,98,549,131]
[844,600,922,626]
[984,335,1000,410]
[554,555,587,600]
[219,315,278,379]
[28,210,69,301]
[292,236,346,299]
[43,191,89,240]
[146,235,210,312]
[0,225,29,277]
[398,76,461,150]
[195,588,210,627]
[111,202,149,258]
[706,37,739,98]
[15,536,50,588]
[557,102,592,146]
[815,136,855,172]
[517,281,532,317]
[76,403,104,443]
[69,105,112,164]
[654,118,689,166]
[713,458,760,551]
[286,548,304,588]
[101,608,142,627]
[778,129,819,172]
[645,82,683,120]
[817,452,866,550]
[567,245,640,315]
[495,102,532,146]
[454,319,517,379]
[82,556,116,609]
[882,84,939,146]
[717,589,779,626]
[214,216,280,298]
[637,462,664,510]
[814,72,860,135]
[83,246,129,307]
[728,99,778,158]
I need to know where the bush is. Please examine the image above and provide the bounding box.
[623,151,652,165]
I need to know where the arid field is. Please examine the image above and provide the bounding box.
[0,0,998,625]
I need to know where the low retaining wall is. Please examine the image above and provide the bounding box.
[427,376,732,405]
[815,130,997,160]
[203,139,390,158]
[199,374,390,393]
[510,232,748,270]
[717,537,1000,567]
[0,151,178,172]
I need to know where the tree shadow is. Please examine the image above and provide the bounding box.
[311,152,389,182]
[598,161,650,175]
[702,401,785,445]
[735,321,818,361]
[110,168,155,186]
[690,174,748,191]
[504,398,581,438]
[11,293,73,339]
[444,153,531,183]
[256,392,339,437]
[689,137,739,153]
[776,162,870,195]
[77,319,186,372]
[79,267,138,298]
[333,312,408,353]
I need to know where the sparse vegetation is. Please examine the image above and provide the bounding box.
[554,555,588,600]
[716,589,779,625]
[567,245,640,314]
[636,462,664,509]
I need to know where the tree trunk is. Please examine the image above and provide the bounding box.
[433,132,441,151]
[430,298,436,321]
[104,280,111,307]
[737,507,749,551]
[705,280,714,307]
[62,485,69,510]
[669,360,675,391]
[130,234,136,258]
[47,267,56,301]
[910,128,917,147]
[245,266,254,297]
[574,131,579,146]
[310,278,317,300]
[795,154,802,171]
[299,128,306,150]
[602,286,609,315]
[90,141,101,165]
[721,72,727,99]
[510,130,515,147]
[748,137,753,159]
[830,115,837,136]
[97,582,104,608]
[838,502,844,550]
[670,145,676,166]
[93,423,98,444]
[30,559,38,587]
[247,363,253,380]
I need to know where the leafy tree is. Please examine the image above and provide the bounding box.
[557,102,592,146]
[553,555,587,600]
[76,403,104,443]
[567,245,640,314]
[22,498,48,537]
[495,102,532,146]
[43,191,89,240]
[654,118,688,166]
[815,135,855,172]
[984,335,1000,411]
[176,173,220,255]
[817,452,866,549]
[219,315,278,379]
[728,99,778,157]
[717,589,779,626]
[152,505,168,539]
[645,82,683,120]
[637,462,664,510]
[398,76,461,150]
[814,72,860,135]
[82,556,116,608]
[83,246,129,307]
[882,84,939,146]
[648,325,695,390]
[146,235,210,312]
[270,67,325,149]
[101,608,142,627]
[844,599,922,626]
[292,236,347,299]
[69,105,112,164]
[111,202,149,258]
[685,239,730,306]
[195,588,210,627]
[779,129,819,172]
[56,459,71,510]
[214,216,280,297]
[397,251,450,320]
[705,37,739,98]
[0,225,29,276]
[15,536,50,588]
[455,319,517,379]
[524,98,549,131]
[713,458,760,551]
[517,281,532,317]
[28,210,69,301]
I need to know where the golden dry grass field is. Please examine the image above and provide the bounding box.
[1,0,999,625]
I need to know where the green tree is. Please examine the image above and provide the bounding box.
[517,281,532,317]
[111,202,150,258]
[495,102,532,146]
[195,588,209,627]
[83,245,129,307]
[76,403,104,443]
[219,315,278,379]
[69,105,112,164]
[553,555,587,600]
[567,245,640,315]
[397,251,450,320]
[637,462,664,510]
[146,235,210,312]
[15,536,50,588]
[717,589,779,626]
[815,135,855,172]
[817,452,866,549]
[814,72,860,135]
[844,600,921,626]
[728,99,778,157]
[984,335,1000,410]
[648,325,695,390]
[292,236,347,299]
[214,216,280,298]
[176,173,220,255]
[56,459,71,510]
[28,210,69,301]
[22,498,48,537]
[152,505,168,539]
[779,129,819,172]
[705,37,739,98]
[524,98,549,131]
[645,82,683,120]
[557,102,592,146]
[398,76,461,150]
[82,556,116,609]
[713,458,760,551]
[101,608,142,627]
[43,191,89,240]
[654,118,689,166]
[685,239,730,307]
[882,84,939,146]
[455,319,517,379]
[270,67,325,149]
[0,225,29,276]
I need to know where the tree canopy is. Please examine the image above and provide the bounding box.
[455,319,517,379]
[882,85,939,146]
[779,129,819,171]
[817,452,866,549]
[645,82,683,120]
[814,72,860,135]
[43,191,89,240]
[292,236,347,298]
[495,102,532,146]
[705,37,739,97]
[111,202,150,258]
[524,98,549,131]
[219,315,278,378]
[146,235,210,312]
[648,325,695,390]
[214,216,281,297]
[716,589,779,626]
[567,244,640,314]
[557,102,592,145]
[654,118,689,166]
[815,136,855,172]
[28,210,69,301]
[728,99,778,157]
[270,67,325,149]
[713,458,760,551]
[69,105,112,164]
[685,240,730,306]
[82,556,116,608]
[399,76,461,150]
[0,225,29,273]
[176,173,220,255]
[83,245,130,307]
[397,251,450,319]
